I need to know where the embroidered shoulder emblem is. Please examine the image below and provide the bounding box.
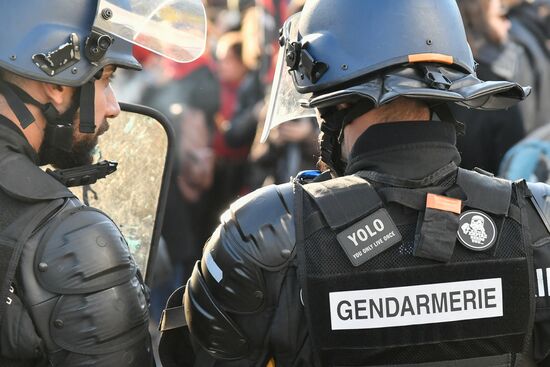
[457,210,497,251]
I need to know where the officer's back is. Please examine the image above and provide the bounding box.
[159,1,549,366]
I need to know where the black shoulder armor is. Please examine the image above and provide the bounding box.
[185,183,296,360]
[35,206,137,294]
[17,203,151,365]
[49,277,149,356]
[224,182,295,269]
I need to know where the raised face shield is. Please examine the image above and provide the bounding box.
[93,0,207,63]
[261,13,316,143]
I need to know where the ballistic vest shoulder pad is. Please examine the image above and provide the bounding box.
[302,175,382,230]
[457,168,512,215]
[0,152,73,202]
[35,206,137,294]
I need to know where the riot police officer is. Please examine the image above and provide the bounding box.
[0,0,206,366]
[159,1,550,366]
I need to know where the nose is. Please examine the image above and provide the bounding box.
[105,85,121,119]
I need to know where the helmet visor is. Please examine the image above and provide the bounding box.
[260,14,316,143]
[94,0,207,63]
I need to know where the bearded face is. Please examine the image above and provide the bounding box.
[37,104,109,169]
[38,67,116,169]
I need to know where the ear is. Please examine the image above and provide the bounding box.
[42,83,75,109]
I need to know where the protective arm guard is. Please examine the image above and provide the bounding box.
[184,183,296,361]
[18,202,153,366]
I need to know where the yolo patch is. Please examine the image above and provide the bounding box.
[337,209,402,267]
[329,278,503,330]
[457,210,497,251]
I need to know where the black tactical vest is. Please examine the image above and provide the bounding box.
[0,132,152,367]
[295,168,536,367]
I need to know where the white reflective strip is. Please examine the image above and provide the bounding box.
[547,268,550,297]
[329,278,503,330]
[538,268,545,297]
[205,252,223,283]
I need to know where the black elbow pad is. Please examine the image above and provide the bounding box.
[200,224,266,314]
[185,262,249,360]
[184,183,297,359]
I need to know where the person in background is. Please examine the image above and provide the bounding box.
[453,0,526,173]
[246,0,318,188]
[145,58,221,325]
[248,116,319,187]
[505,0,550,131]
[211,32,254,210]
[219,6,266,152]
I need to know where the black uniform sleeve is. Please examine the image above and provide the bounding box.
[183,183,296,364]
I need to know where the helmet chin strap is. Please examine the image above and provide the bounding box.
[79,80,95,134]
[318,113,346,176]
[430,103,465,136]
[318,102,375,176]
[0,78,97,152]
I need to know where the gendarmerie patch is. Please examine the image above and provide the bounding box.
[329,278,503,330]
[337,209,402,267]
[457,210,497,251]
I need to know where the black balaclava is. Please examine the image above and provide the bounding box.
[316,99,464,176]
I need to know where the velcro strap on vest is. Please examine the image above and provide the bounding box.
[378,187,427,210]
[159,286,187,332]
[457,169,511,215]
[303,176,382,230]
[372,185,462,212]
[414,208,459,262]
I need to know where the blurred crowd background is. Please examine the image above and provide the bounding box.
[111,0,550,337]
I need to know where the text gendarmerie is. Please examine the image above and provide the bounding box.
[329,278,503,330]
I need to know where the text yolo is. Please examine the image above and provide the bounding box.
[347,218,385,247]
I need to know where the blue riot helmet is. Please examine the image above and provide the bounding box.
[0,0,206,152]
[262,0,531,174]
